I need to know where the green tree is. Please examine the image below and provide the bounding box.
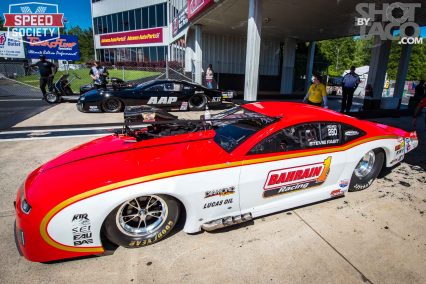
[66,26,94,63]
[0,16,4,30]
[317,37,358,76]
[386,42,426,81]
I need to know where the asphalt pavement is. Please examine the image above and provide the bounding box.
[0,78,52,131]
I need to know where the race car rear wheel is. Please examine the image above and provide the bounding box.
[102,98,123,113]
[103,195,179,248]
[45,92,59,104]
[188,94,207,111]
[349,149,384,192]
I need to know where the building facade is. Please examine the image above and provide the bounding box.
[92,0,168,64]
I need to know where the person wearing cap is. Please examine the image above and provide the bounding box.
[303,74,328,108]
[340,65,360,113]
[30,55,57,100]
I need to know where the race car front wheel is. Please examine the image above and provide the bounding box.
[188,94,207,111]
[103,195,180,248]
[45,92,59,104]
[102,98,123,113]
[349,149,384,192]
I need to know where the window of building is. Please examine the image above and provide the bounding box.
[117,12,123,32]
[156,3,164,27]
[129,10,135,30]
[107,15,112,34]
[123,11,129,31]
[101,16,107,33]
[112,13,117,33]
[149,46,158,61]
[149,5,156,28]
[157,46,165,61]
[142,7,148,29]
[135,8,142,30]
[143,47,150,62]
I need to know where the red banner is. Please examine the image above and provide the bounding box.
[187,0,214,20]
[99,28,163,46]
[4,14,64,27]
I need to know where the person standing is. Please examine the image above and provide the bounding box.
[90,61,109,89]
[205,64,214,89]
[30,55,57,100]
[340,66,360,113]
[303,74,328,108]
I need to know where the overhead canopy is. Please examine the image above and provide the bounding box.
[193,0,426,41]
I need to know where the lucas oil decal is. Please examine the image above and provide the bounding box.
[263,157,332,198]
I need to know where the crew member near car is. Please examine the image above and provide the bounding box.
[303,74,328,108]
[90,61,109,89]
[340,65,360,113]
[30,55,57,100]
[205,64,214,89]
[412,96,426,130]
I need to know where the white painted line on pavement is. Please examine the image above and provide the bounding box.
[0,134,107,142]
[1,126,121,134]
[0,99,42,102]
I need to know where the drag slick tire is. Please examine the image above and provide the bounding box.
[188,94,207,111]
[349,149,384,192]
[103,195,179,248]
[102,98,123,113]
[45,92,60,104]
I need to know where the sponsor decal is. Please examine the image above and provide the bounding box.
[147,97,178,105]
[309,139,340,147]
[339,179,349,188]
[187,0,214,20]
[395,139,405,151]
[180,101,188,111]
[3,2,64,43]
[128,220,174,247]
[330,189,344,197]
[263,157,332,198]
[99,28,163,47]
[71,214,93,246]
[89,106,99,111]
[345,130,359,136]
[404,137,411,153]
[0,31,25,58]
[26,35,80,60]
[211,97,221,102]
[205,186,235,198]
[396,148,404,155]
[390,154,404,165]
[203,198,233,209]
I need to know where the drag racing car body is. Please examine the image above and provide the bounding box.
[77,79,226,113]
[15,102,418,262]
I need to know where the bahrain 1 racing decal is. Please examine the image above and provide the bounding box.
[263,157,332,198]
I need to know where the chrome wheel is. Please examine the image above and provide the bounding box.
[354,151,376,178]
[116,195,168,237]
[45,92,58,103]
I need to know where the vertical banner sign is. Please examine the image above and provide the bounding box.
[26,35,81,61]
[187,0,214,21]
[3,2,64,44]
[172,8,189,37]
[0,32,25,58]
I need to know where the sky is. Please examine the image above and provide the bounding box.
[1,0,93,29]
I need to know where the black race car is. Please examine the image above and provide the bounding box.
[76,79,227,113]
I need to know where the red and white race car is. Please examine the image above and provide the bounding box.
[14,102,418,262]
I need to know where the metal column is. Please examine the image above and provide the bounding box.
[280,38,297,94]
[367,36,392,100]
[304,41,316,93]
[393,44,413,108]
[194,25,203,85]
[244,0,263,101]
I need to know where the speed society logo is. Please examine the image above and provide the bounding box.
[263,157,332,198]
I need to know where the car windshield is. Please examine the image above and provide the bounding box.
[212,107,275,152]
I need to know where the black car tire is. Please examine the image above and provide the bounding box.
[102,98,123,113]
[188,94,208,111]
[45,92,59,104]
[103,195,180,248]
[349,149,384,192]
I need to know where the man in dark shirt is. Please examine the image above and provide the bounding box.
[340,66,361,113]
[89,61,109,89]
[30,55,57,100]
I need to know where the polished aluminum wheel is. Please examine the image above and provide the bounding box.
[354,151,376,178]
[45,92,58,103]
[116,195,168,237]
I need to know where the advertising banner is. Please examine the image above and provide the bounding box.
[0,32,25,58]
[187,0,214,20]
[26,35,80,61]
[172,8,189,37]
[100,28,163,47]
[3,2,64,44]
